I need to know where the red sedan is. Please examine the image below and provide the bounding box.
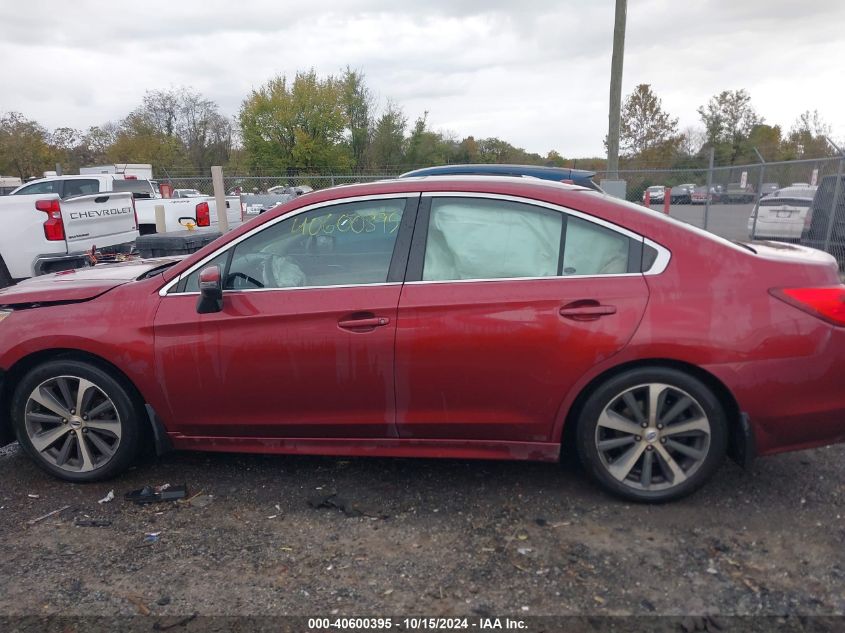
[1,177,843,502]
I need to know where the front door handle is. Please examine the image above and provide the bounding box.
[559,301,617,321]
[338,314,391,331]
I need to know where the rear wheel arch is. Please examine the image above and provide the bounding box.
[560,358,745,464]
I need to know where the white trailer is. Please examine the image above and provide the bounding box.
[80,164,154,180]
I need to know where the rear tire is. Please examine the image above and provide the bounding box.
[575,367,728,503]
[12,360,143,482]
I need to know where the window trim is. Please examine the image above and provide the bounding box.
[12,180,59,196]
[406,192,669,284]
[159,193,421,297]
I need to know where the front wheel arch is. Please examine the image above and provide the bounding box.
[1,349,153,452]
[560,358,746,466]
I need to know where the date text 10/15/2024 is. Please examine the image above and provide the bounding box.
[307,617,528,630]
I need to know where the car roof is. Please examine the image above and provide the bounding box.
[387,174,587,190]
[19,174,126,184]
[400,164,596,179]
[769,186,817,198]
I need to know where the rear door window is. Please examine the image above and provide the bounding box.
[61,179,101,198]
[563,216,630,275]
[113,179,156,198]
[420,197,635,281]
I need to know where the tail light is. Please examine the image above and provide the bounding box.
[132,198,139,229]
[124,175,138,180]
[35,199,65,241]
[803,209,814,232]
[771,286,845,326]
[195,201,210,227]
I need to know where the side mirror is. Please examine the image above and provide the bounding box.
[196,265,223,314]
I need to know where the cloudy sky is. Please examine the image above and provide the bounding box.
[1,0,844,157]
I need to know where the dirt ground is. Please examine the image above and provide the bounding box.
[0,439,843,626]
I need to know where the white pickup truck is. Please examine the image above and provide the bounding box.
[0,190,138,288]
[10,175,241,234]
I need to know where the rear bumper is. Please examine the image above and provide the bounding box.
[32,241,136,276]
[748,219,803,240]
[32,252,91,276]
[706,326,845,456]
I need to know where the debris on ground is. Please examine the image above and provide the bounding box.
[143,532,162,544]
[2,445,844,617]
[75,518,112,528]
[184,493,213,509]
[27,494,40,499]
[26,505,70,526]
[307,493,363,517]
[153,613,198,631]
[98,490,115,504]
[125,485,188,505]
[679,615,725,632]
[125,594,151,616]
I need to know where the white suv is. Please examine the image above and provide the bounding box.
[748,186,818,241]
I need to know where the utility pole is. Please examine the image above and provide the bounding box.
[607,0,627,179]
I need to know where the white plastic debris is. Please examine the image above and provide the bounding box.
[98,490,115,504]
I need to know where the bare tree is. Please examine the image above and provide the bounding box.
[618,84,679,157]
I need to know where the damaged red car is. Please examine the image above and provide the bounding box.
[1,176,843,502]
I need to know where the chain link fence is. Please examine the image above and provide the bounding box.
[594,156,844,267]
[164,173,393,196]
[162,154,845,268]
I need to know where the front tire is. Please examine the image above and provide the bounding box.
[12,360,143,482]
[575,367,728,503]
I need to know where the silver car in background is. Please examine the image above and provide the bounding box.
[748,185,818,241]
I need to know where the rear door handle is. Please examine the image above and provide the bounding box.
[338,315,391,331]
[559,303,617,320]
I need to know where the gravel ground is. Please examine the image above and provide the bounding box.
[1,439,844,624]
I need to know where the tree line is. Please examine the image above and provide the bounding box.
[0,69,837,180]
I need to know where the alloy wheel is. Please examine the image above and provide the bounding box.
[594,383,711,492]
[24,375,122,473]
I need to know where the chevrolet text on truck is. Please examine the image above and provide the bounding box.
[10,174,241,234]
[0,189,138,288]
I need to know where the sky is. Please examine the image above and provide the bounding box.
[1,0,844,157]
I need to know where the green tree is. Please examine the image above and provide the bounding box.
[126,88,232,172]
[404,113,451,167]
[455,136,480,163]
[544,150,566,167]
[738,123,783,163]
[239,70,352,172]
[75,124,119,167]
[784,110,834,159]
[368,101,406,169]
[107,125,188,171]
[341,67,373,170]
[697,89,762,163]
[48,126,83,172]
[0,112,56,179]
[618,84,680,158]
